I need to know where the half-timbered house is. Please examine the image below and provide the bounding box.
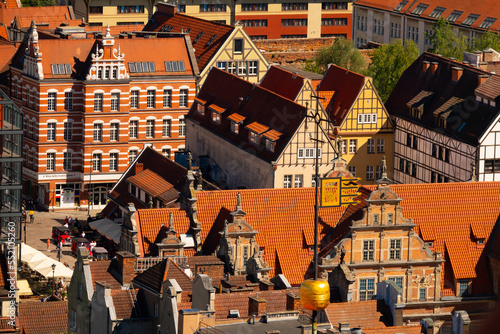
[386,53,500,183]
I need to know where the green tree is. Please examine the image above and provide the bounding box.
[367,39,419,102]
[426,18,468,60]
[472,30,500,52]
[21,0,54,6]
[304,37,365,74]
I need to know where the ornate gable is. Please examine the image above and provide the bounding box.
[23,23,43,80]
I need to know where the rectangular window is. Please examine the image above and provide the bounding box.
[376,165,382,180]
[93,123,103,141]
[298,148,322,159]
[243,245,249,265]
[111,93,120,111]
[249,131,259,144]
[110,153,118,171]
[248,61,258,75]
[359,278,375,301]
[341,140,347,154]
[373,214,379,224]
[282,3,308,10]
[89,6,103,13]
[162,149,171,159]
[47,123,56,141]
[47,152,55,171]
[234,39,243,53]
[130,90,139,108]
[241,3,268,11]
[227,61,237,74]
[367,139,375,153]
[212,110,221,124]
[284,175,292,188]
[237,61,247,76]
[63,152,72,171]
[117,5,145,13]
[357,113,378,124]
[199,4,226,12]
[419,288,426,301]
[281,19,308,26]
[387,213,394,224]
[110,123,119,141]
[92,153,102,172]
[129,150,138,164]
[70,309,76,330]
[348,166,356,177]
[48,92,56,111]
[363,240,375,261]
[216,61,227,71]
[163,119,171,137]
[322,2,348,10]
[147,90,156,108]
[179,118,186,137]
[366,166,374,180]
[265,138,275,152]
[64,122,72,141]
[163,89,172,108]
[230,121,239,134]
[458,281,469,296]
[294,175,303,188]
[64,91,73,110]
[146,119,155,138]
[179,89,189,107]
[94,93,103,111]
[388,277,403,289]
[349,139,357,154]
[130,120,138,139]
[377,138,385,153]
[389,239,402,260]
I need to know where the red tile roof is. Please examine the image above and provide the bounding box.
[0,6,75,28]
[325,300,389,329]
[227,113,245,123]
[187,68,307,163]
[19,301,68,334]
[0,42,16,72]
[317,64,366,125]
[133,258,192,294]
[355,0,500,33]
[89,260,122,290]
[0,24,8,40]
[111,289,138,320]
[128,169,174,199]
[259,65,306,101]
[143,3,233,71]
[3,0,19,8]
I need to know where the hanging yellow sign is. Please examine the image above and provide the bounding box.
[320,177,361,207]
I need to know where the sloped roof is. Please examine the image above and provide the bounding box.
[186,68,307,163]
[213,288,300,319]
[355,0,500,32]
[143,3,233,71]
[475,74,500,100]
[325,300,389,329]
[19,301,68,334]
[128,169,174,199]
[260,65,306,101]
[321,182,500,297]
[316,64,366,125]
[0,41,16,72]
[385,52,500,145]
[111,289,138,320]
[132,258,192,294]
[0,24,8,40]
[0,6,74,27]
[89,260,122,290]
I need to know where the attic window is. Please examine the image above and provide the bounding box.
[196,102,205,115]
[357,113,377,124]
[462,13,480,26]
[249,131,259,144]
[193,31,204,44]
[228,310,240,318]
[51,64,72,75]
[129,62,155,73]
[206,34,217,47]
[212,109,221,124]
[411,3,429,16]
[424,241,434,248]
[394,1,408,12]
[477,238,485,245]
[230,120,239,134]
[165,61,185,72]
[447,10,463,23]
[429,6,446,18]
[479,17,497,29]
[265,138,275,152]
[160,25,173,32]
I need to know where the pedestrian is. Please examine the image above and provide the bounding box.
[68,216,73,228]
[64,216,68,226]
[74,217,79,229]
[81,231,85,238]
[29,210,34,223]
[47,238,51,252]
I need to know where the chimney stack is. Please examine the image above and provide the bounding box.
[478,74,489,87]
[422,60,430,72]
[430,62,439,74]
[135,163,143,173]
[157,2,177,16]
[115,251,135,286]
[451,67,463,82]
[249,296,267,316]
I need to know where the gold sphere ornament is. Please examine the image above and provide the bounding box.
[300,279,330,311]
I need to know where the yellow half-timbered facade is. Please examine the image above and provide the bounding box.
[317,65,394,185]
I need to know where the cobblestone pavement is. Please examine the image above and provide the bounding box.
[23,208,101,269]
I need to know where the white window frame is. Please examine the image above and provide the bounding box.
[294,174,303,188]
[63,122,72,141]
[163,119,171,137]
[130,90,139,108]
[298,147,322,159]
[349,139,357,154]
[64,91,73,111]
[146,119,155,138]
[110,122,119,141]
[129,150,138,164]
[94,93,103,112]
[48,92,56,111]
[357,113,378,124]
[47,152,55,171]
[63,152,72,171]
[111,92,120,111]
[284,175,292,188]
[179,89,189,108]
[109,152,118,171]
[129,120,138,139]
[47,122,56,141]
[147,89,156,108]
[178,118,186,137]
[93,123,103,141]
[389,239,402,260]
[92,153,102,172]
[163,89,172,108]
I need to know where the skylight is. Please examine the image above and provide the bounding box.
[160,25,173,32]
[129,62,155,73]
[411,3,429,16]
[447,10,463,23]
[206,34,217,47]
[51,64,71,75]
[193,31,204,44]
[479,17,497,29]
[429,6,446,19]
[462,13,480,26]
[165,61,185,72]
[394,1,408,12]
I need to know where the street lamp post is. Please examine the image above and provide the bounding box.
[51,263,56,291]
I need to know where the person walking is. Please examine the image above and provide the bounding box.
[29,210,34,223]
[47,238,51,252]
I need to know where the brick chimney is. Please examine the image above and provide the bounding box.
[249,296,267,316]
[135,163,143,173]
[451,67,463,82]
[157,2,177,16]
[430,62,439,74]
[422,60,430,72]
[478,74,489,87]
[483,49,494,62]
[116,251,135,286]
[286,293,301,311]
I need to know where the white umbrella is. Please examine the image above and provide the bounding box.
[38,262,73,278]
[20,243,37,261]
[23,250,47,264]
[25,252,49,268]
[30,258,54,271]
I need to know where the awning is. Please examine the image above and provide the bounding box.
[89,218,121,244]
[37,262,73,279]
[17,279,33,296]
[20,244,74,279]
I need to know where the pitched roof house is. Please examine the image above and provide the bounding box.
[186,67,338,189]
[143,3,269,86]
[385,52,500,183]
[19,301,68,334]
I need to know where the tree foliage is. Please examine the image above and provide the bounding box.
[304,37,365,74]
[472,30,500,52]
[426,18,468,60]
[367,39,419,102]
[21,0,55,6]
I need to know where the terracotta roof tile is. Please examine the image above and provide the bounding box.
[259,65,305,101]
[133,258,192,294]
[325,300,388,329]
[0,42,16,72]
[89,260,122,290]
[227,113,245,123]
[445,240,476,279]
[19,301,68,334]
[246,122,269,134]
[0,24,8,40]
[0,6,74,29]
[143,3,233,71]
[262,129,283,141]
[475,75,500,100]
[363,325,422,334]
[128,169,174,198]
[111,289,138,320]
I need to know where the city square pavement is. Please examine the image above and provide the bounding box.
[23,208,102,269]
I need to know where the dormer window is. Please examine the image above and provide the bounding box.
[212,110,221,124]
[230,120,239,134]
[477,238,485,248]
[197,103,205,115]
[262,129,282,153]
[249,131,259,144]
[425,241,434,248]
[265,138,275,152]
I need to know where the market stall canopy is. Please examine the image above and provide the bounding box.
[20,244,74,278]
[20,243,37,261]
[37,262,73,279]
[89,218,121,244]
[17,279,33,296]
